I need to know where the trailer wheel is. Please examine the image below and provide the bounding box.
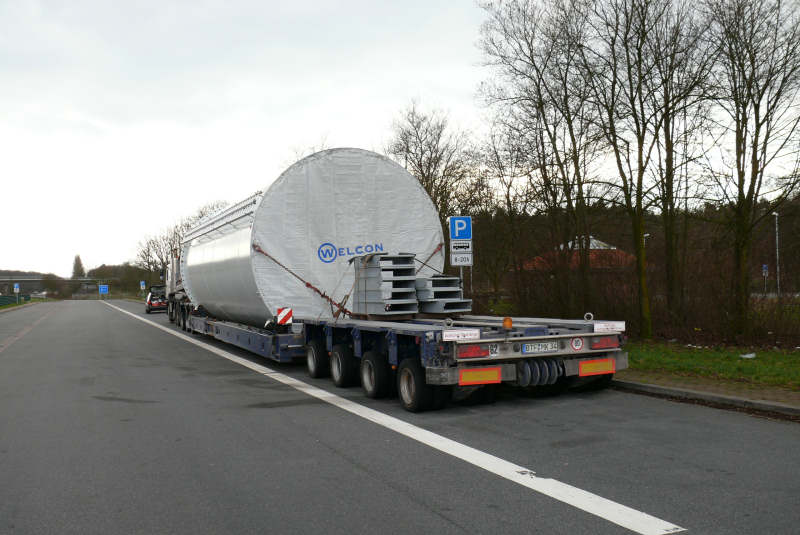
[330,344,358,387]
[181,306,188,332]
[168,302,175,322]
[306,339,330,378]
[397,358,433,412]
[360,351,392,398]
[537,359,550,385]
[516,360,532,387]
[546,359,559,385]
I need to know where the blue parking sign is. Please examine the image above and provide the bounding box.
[98,284,109,295]
[449,216,472,240]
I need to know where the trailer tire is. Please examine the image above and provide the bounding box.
[331,344,358,387]
[168,302,175,322]
[516,360,532,387]
[360,351,392,398]
[397,358,433,412]
[537,359,550,385]
[306,339,330,378]
[528,359,541,386]
[546,359,559,385]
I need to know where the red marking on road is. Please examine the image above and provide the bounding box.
[0,306,56,354]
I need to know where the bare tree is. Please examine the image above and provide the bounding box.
[386,102,475,226]
[135,200,229,275]
[704,0,800,334]
[481,0,604,315]
[646,0,714,323]
[287,135,330,166]
[577,0,682,337]
[481,122,536,309]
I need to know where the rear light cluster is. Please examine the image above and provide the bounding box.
[458,344,490,358]
[590,335,620,350]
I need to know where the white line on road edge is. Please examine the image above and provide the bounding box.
[103,301,685,535]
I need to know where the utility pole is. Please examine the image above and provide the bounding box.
[772,212,780,298]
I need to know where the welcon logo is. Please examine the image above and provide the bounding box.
[317,242,385,263]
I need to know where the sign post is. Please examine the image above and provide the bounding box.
[447,216,473,295]
[762,264,768,294]
[13,282,19,304]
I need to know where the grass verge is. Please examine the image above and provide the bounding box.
[0,301,29,311]
[625,341,800,391]
[0,298,48,311]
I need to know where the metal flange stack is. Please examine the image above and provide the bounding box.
[415,275,471,315]
[353,254,419,317]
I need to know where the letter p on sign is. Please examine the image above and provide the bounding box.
[449,216,472,240]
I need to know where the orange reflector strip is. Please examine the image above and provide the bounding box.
[579,358,615,377]
[459,367,502,386]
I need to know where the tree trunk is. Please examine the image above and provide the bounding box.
[732,219,751,337]
[632,214,653,338]
[663,208,681,323]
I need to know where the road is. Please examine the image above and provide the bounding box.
[1,300,798,534]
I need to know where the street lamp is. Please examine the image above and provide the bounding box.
[772,212,780,298]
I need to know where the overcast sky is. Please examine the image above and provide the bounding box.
[1,1,488,277]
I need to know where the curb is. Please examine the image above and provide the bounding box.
[0,302,38,315]
[612,379,800,418]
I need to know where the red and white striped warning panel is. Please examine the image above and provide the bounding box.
[277,307,293,325]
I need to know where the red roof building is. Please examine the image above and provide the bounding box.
[523,237,635,271]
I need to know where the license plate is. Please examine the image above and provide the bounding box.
[522,341,559,354]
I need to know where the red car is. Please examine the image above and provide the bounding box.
[145,289,167,314]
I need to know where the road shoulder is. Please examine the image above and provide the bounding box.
[614,369,800,419]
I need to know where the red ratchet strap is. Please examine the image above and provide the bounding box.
[252,243,352,317]
[415,242,444,274]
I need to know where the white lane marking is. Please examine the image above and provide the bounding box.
[103,301,685,535]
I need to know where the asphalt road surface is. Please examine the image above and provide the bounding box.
[1,300,798,534]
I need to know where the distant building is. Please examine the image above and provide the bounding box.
[523,236,635,271]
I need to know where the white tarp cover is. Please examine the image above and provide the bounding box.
[252,148,444,320]
[184,148,445,325]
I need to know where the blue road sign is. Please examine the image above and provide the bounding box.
[13,283,19,293]
[762,264,769,276]
[98,284,109,295]
[140,280,146,290]
[449,216,472,240]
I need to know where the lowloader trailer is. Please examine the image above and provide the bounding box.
[165,148,626,412]
[172,307,626,412]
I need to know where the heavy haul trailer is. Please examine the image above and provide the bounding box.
[175,310,626,412]
[166,148,627,412]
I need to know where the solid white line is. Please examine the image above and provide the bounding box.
[103,301,685,535]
